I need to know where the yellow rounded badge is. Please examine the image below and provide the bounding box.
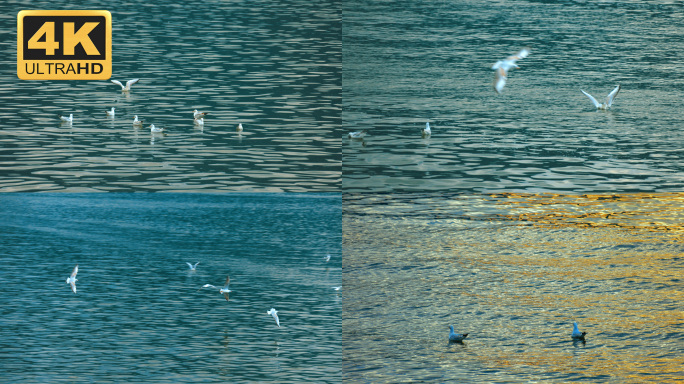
[17,10,112,80]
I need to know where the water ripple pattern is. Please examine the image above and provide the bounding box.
[343,193,683,383]
[0,193,341,383]
[0,0,341,192]
[343,0,684,193]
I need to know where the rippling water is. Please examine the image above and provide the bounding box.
[343,193,683,382]
[0,0,340,192]
[343,0,684,193]
[0,193,341,383]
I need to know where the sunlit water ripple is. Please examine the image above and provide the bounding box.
[343,193,683,383]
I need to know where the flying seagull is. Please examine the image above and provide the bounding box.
[267,308,281,327]
[572,322,587,341]
[491,47,530,94]
[581,85,621,110]
[66,265,78,293]
[448,325,469,342]
[111,79,139,92]
[186,262,200,271]
[198,276,231,301]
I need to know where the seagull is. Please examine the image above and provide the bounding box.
[58,114,73,123]
[186,262,200,270]
[491,47,530,94]
[332,286,342,291]
[348,130,366,139]
[267,308,281,327]
[66,265,78,293]
[581,85,621,110]
[133,115,143,126]
[325,254,331,262]
[106,107,115,117]
[111,79,139,92]
[193,110,209,119]
[198,276,231,301]
[422,122,431,138]
[572,322,587,341]
[236,123,243,133]
[149,124,164,133]
[448,325,469,342]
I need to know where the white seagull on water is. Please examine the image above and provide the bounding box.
[186,262,200,271]
[491,47,530,94]
[198,276,232,301]
[66,265,78,293]
[581,85,621,110]
[58,114,73,123]
[348,130,366,139]
[448,325,469,342]
[133,115,144,126]
[149,124,164,133]
[236,123,243,133]
[106,107,115,117]
[193,110,209,119]
[572,322,587,341]
[422,122,431,138]
[111,79,139,92]
[267,308,281,327]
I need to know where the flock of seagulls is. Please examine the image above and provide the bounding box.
[65,253,339,329]
[347,47,623,140]
[57,78,245,135]
[448,322,588,344]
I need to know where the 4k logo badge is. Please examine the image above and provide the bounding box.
[18,10,111,80]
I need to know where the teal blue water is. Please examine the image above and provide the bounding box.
[0,0,341,192]
[343,0,684,193]
[0,193,341,383]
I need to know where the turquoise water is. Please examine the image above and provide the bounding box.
[0,193,341,383]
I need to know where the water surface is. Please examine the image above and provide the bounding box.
[343,193,683,382]
[0,0,341,192]
[343,0,684,192]
[0,193,341,383]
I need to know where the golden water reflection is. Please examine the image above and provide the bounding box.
[343,193,683,382]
